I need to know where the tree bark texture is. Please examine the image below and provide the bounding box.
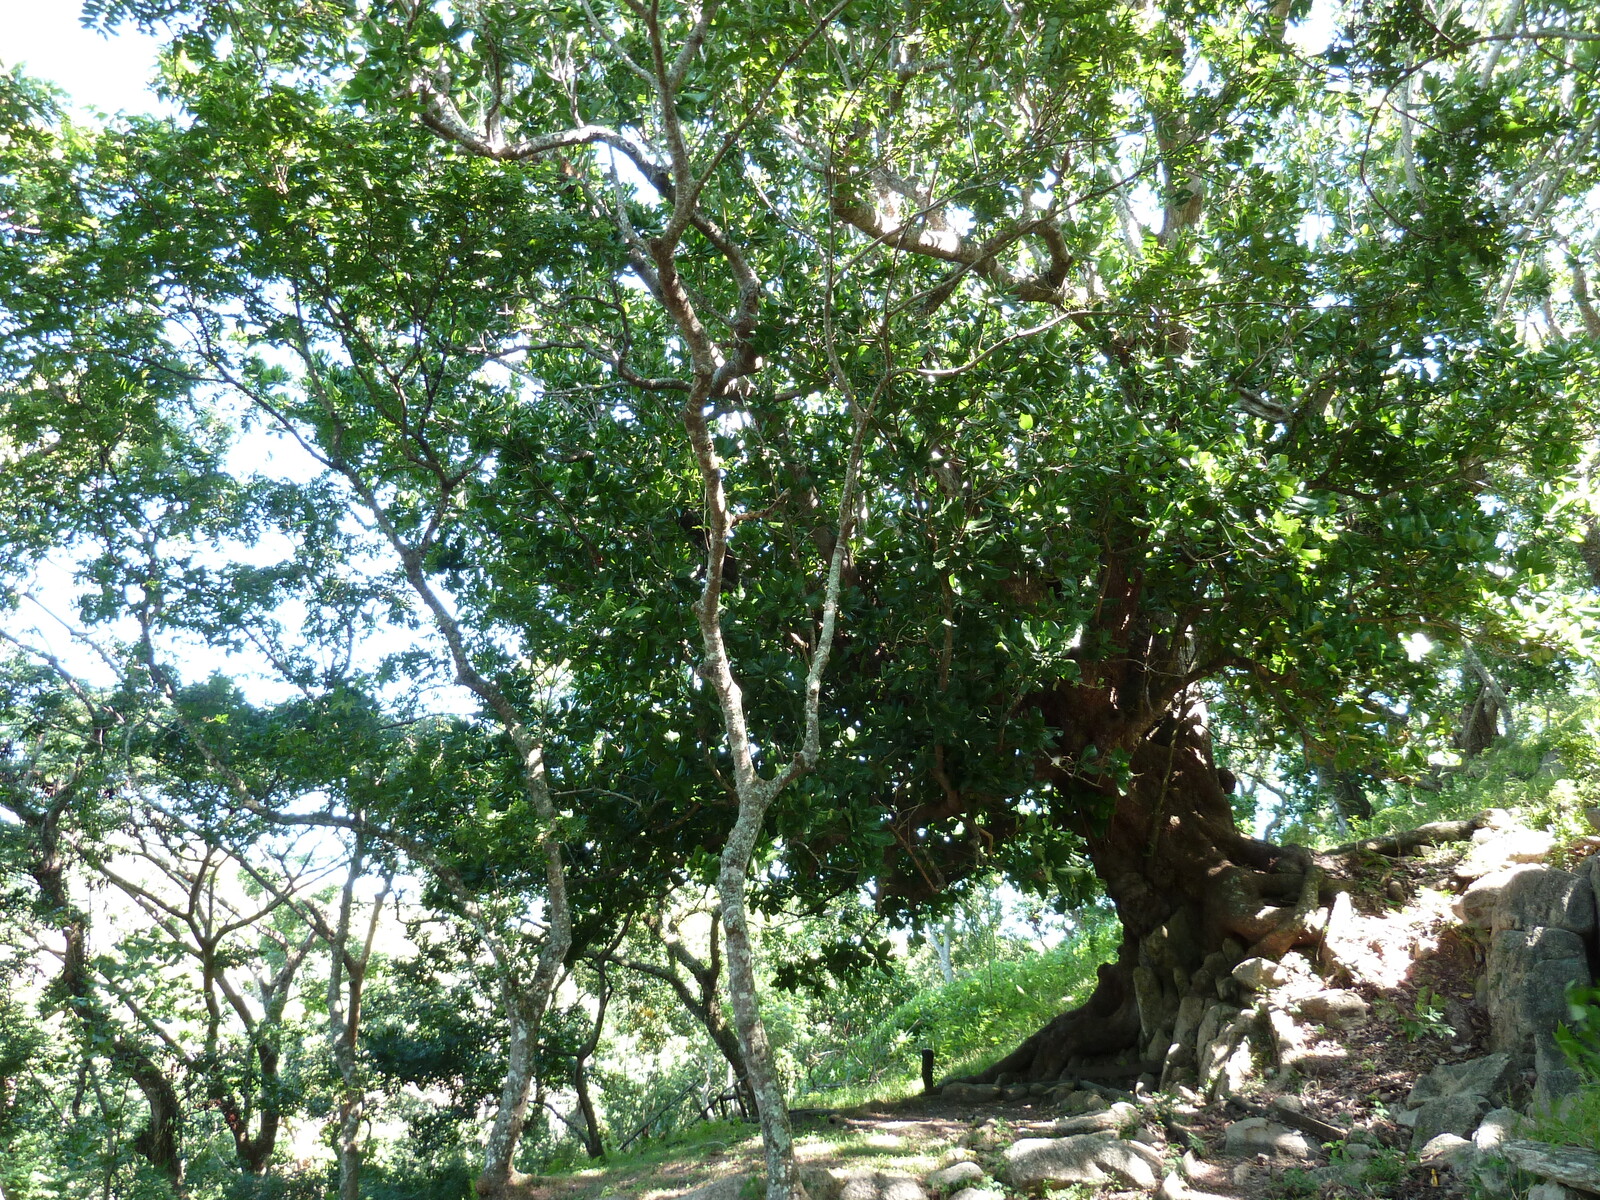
[719,836,806,1200]
[943,552,1343,1085]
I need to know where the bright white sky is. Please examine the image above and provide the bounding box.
[0,1,166,119]
[1,0,1342,122]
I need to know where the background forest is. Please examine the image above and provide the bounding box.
[2,0,1599,1197]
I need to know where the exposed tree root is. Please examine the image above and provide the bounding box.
[1327,813,1489,860]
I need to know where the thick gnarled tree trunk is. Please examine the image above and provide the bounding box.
[970,688,1328,1084]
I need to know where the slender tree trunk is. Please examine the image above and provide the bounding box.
[718,830,804,1200]
[478,993,538,1197]
[933,921,954,984]
[573,1060,603,1160]
[334,1090,362,1200]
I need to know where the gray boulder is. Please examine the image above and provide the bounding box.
[805,1169,929,1200]
[1456,865,1539,930]
[678,1177,749,1200]
[1487,927,1591,1056]
[947,1190,1002,1200]
[1232,958,1287,992]
[1406,1052,1517,1106]
[926,1161,985,1193]
[1419,1133,1480,1174]
[1457,828,1557,880]
[1050,1101,1139,1136]
[1222,1117,1315,1160]
[1534,1033,1589,1112]
[1527,1185,1587,1200]
[1293,989,1370,1028]
[1410,1094,1489,1150]
[1001,1133,1163,1191]
[1473,1107,1524,1151]
[1494,868,1596,936]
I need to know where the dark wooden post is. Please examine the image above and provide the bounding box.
[920,1048,935,1095]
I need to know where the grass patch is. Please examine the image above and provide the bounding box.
[1528,1083,1600,1151]
[793,922,1116,1106]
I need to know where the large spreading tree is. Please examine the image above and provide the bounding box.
[4,0,1600,1195]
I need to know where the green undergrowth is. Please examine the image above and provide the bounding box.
[1528,1083,1600,1151]
[1299,693,1600,856]
[1534,985,1600,1151]
[545,1117,760,1187]
[791,920,1117,1107]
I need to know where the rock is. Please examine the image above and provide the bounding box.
[1052,1088,1101,1114]
[1156,1170,1233,1200]
[1395,1106,1419,1126]
[1474,1106,1523,1151]
[1527,1185,1587,1200]
[1265,1006,1313,1069]
[941,1083,1001,1103]
[1171,994,1207,1045]
[957,1120,1005,1151]
[678,1176,749,1200]
[1230,1164,1253,1186]
[1487,927,1591,1056]
[947,1190,1002,1200]
[1498,1140,1600,1194]
[1586,807,1600,834]
[1406,1052,1517,1106]
[1050,1102,1139,1136]
[1293,989,1370,1028]
[1409,1094,1489,1150]
[1456,865,1540,929]
[1221,1117,1315,1160]
[1535,1034,1589,1112]
[1134,964,1179,1046]
[827,1170,928,1200]
[926,1161,986,1193]
[1315,1160,1370,1188]
[1212,1036,1255,1099]
[1474,1156,1517,1196]
[1193,1004,1239,1062]
[1179,1149,1205,1180]
[1232,958,1288,992]
[1001,1133,1163,1191]
[1494,868,1596,936]
[1419,1133,1481,1174]
[1000,1084,1028,1102]
[1458,828,1557,879]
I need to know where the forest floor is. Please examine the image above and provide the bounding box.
[529,837,1548,1200]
